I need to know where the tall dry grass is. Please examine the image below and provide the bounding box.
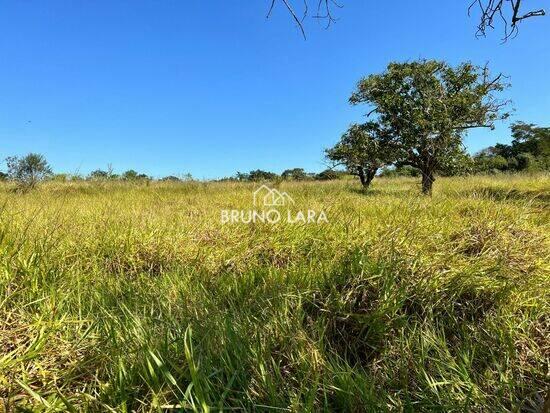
[0,175,548,411]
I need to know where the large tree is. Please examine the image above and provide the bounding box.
[350,60,510,194]
[326,122,391,189]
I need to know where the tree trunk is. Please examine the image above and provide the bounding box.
[357,167,377,189]
[421,170,435,195]
[365,168,377,188]
[357,167,368,188]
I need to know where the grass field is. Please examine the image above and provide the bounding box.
[0,175,549,412]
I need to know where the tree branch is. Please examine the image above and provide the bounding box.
[469,0,545,40]
[266,0,342,38]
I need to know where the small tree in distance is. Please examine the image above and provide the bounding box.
[281,168,309,180]
[326,122,391,189]
[89,169,109,180]
[122,169,139,180]
[315,169,345,181]
[6,153,52,189]
[237,170,279,181]
[161,175,181,182]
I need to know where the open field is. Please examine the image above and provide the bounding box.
[0,175,549,412]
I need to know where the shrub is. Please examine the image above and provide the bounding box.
[315,169,346,181]
[5,153,52,189]
[161,175,181,182]
[281,168,310,181]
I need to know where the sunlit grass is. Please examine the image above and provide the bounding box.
[1,174,548,411]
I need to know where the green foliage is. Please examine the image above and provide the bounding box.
[235,169,342,182]
[122,170,150,181]
[473,122,550,173]
[314,169,346,181]
[236,170,279,181]
[473,154,509,174]
[326,122,391,188]
[161,175,181,182]
[5,153,53,189]
[510,122,550,158]
[436,148,474,176]
[379,165,421,178]
[516,152,537,171]
[51,173,67,182]
[89,169,111,180]
[281,168,310,181]
[122,169,139,180]
[89,169,154,181]
[350,60,510,194]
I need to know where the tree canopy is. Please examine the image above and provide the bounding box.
[472,122,550,173]
[281,168,309,180]
[5,153,52,189]
[348,60,510,194]
[326,122,391,188]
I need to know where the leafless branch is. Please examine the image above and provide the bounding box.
[469,0,545,40]
[269,1,544,40]
[266,0,342,38]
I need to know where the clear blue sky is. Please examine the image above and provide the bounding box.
[0,1,548,179]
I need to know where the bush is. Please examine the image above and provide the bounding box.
[122,170,150,181]
[516,153,538,171]
[89,169,110,180]
[161,175,181,182]
[472,154,509,174]
[315,169,345,180]
[5,153,52,189]
[236,170,279,181]
[379,165,421,178]
[281,168,310,181]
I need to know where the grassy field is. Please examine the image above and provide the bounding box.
[0,175,548,412]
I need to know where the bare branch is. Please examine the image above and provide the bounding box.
[469,0,545,40]
[266,0,342,37]
[269,1,544,40]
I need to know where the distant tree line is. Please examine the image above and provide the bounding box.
[0,155,349,190]
[0,156,199,190]
[3,125,547,191]
[88,168,151,181]
[375,122,550,178]
[225,168,347,182]
[471,122,550,173]
[83,170,192,182]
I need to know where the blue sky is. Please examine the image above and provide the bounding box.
[0,1,548,179]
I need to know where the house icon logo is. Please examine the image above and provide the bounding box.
[253,185,295,207]
[221,184,327,225]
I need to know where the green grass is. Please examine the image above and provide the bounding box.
[0,175,548,412]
